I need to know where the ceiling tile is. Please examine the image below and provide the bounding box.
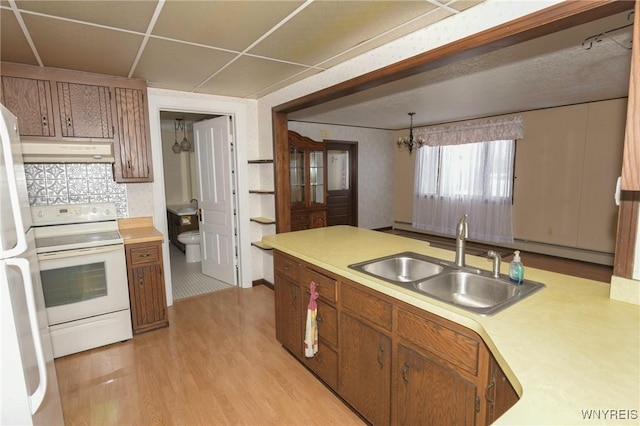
[134,38,238,92]
[152,1,305,52]
[319,8,453,69]
[448,1,485,13]
[196,55,310,98]
[251,67,322,99]
[248,1,438,65]
[14,0,158,33]
[21,14,142,76]
[0,8,39,65]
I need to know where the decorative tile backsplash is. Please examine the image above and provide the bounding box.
[24,163,128,218]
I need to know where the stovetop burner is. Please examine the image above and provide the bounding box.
[31,203,123,253]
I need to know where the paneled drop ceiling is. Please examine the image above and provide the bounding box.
[0,0,484,99]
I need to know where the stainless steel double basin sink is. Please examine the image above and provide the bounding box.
[348,252,545,315]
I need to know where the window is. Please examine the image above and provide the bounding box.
[416,140,514,200]
[413,139,516,243]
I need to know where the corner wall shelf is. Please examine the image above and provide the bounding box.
[249,189,275,194]
[251,241,273,250]
[248,159,274,164]
[250,216,276,225]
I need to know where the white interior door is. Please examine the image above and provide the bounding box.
[194,116,236,285]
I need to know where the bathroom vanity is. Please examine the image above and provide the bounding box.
[166,205,198,252]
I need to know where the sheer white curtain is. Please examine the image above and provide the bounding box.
[413,140,515,243]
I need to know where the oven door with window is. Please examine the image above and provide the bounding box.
[37,245,129,326]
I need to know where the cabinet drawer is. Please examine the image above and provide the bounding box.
[127,243,160,266]
[315,298,338,347]
[341,282,393,331]
[301,267,337,303]
[397,308,479,376]
[305,344,338,389]
[275,252,300,282]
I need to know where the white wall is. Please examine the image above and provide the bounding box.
[288,122,395,229]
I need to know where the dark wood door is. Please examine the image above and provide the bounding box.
[396,344,477,425]
[325,141,357,226]
[339,312,391,425]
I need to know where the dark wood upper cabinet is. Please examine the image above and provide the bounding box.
[0,76,56,137]
[113,87,153,182]
[56,81,114,139]
[0,62,153,183]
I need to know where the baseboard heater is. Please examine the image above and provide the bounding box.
[392,221,614,266]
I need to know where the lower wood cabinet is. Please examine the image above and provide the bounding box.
[396,344,477,425]
[125,241,169,334]
[274,275,302,358]
[339,312,391,425]
[273,249,519,425]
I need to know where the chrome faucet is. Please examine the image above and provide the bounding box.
[454,214,469,267]
[487,250,502,278]
[190,198,198,206]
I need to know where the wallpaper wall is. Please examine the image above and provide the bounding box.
[24,163,128,217]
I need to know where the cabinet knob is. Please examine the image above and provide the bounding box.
[66,117,72,127]
[316,314,324,323]
[138,276,144,286]
[42,116,48,127]
[138,253,150,258]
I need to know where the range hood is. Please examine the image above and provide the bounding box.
[21,141,115,163]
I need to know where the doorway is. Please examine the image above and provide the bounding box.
[159,111,234,300]
[325,140,358,226]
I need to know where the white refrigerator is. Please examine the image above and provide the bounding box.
[1,104,65,425]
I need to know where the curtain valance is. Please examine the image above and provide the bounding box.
[415,115,524,147]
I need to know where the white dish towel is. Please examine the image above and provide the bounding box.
[304,281,319,358]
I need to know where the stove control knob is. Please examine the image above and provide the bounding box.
[105,209,111,216]
[37,210,44,217]
[92,207,97,213]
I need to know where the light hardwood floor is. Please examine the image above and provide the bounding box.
[54,286,364,425]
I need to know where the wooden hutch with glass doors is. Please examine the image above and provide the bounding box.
[288,131,327,230]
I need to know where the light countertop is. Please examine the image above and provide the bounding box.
[118,217,164,244]
[263,226,640,425]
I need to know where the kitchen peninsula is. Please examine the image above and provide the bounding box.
[264,226,639,425]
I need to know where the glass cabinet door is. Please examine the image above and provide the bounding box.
[310,150,324,205]
[290,145,305,204]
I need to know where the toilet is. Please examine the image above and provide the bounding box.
[177,230,201,263]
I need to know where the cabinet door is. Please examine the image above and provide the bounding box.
[1,76,55,136]
[339,312,391,425]
[274,277,302,358]
[129,263,167,333]
[114,87,153,182]
[485,356,519,424]
[309,210,326,228]
[57,81,114,138]
[396,345,477,426]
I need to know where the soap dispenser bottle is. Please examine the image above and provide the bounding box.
[509,250,524,284]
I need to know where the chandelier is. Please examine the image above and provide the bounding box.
[172,118,192,154]
[397,112,424,154]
